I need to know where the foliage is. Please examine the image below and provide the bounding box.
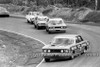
[0,0,95,8]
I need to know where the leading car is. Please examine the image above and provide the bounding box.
[25,11,43,24]
[0,7,9,17]
[42,34,90,62]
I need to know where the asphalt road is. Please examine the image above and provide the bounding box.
[0,17,100,67]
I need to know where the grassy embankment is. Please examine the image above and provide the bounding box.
[0,30,44,67]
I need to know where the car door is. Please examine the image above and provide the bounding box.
[75,36,84,54]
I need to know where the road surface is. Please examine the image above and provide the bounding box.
[0,17,100,67]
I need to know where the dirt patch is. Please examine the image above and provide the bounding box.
[0,30,44,67]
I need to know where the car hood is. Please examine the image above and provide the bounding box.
[48,24,66,27]
[42,44,73,49]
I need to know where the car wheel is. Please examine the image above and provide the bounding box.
[63,30,66,33]
[27,20,30,23]
[44,58,50,62]
[69,50,75,59]
[46,27,51,34]
[34,25,36,28]
[36,25,40,29]
[32,21,35,25]
[83,46,88,53]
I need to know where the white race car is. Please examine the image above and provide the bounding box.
[0,7,9,17]
[34,16,49,29]
[42,34,90,62]
[25,11,43,24]
[45,18,67,33]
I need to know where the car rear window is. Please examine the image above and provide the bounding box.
[51,38,74,46]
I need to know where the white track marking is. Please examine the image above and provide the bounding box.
[36,59,44,67]
[0,28,45,67]
[0,28,46,45]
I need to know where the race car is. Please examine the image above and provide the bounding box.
[45,18,67,33]
[0,7,9,17]
[42,34,90,62]
[25,11,43,24]
[34,16,49,29]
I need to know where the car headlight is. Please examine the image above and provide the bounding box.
[64,49,69,53]
[49,27,53,29]
[48,50,50,53]
[61,50,64,53]
[63,26,67,28]
[43,50,47,52]
[61,27,63,28]
[71,46,77,50]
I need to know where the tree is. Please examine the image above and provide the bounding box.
[95,0,100,10]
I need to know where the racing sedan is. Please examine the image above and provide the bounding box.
[42,34,90,62]
[25,11,43,24]
[34,16,49,29]
[0,7,9,17]
[45,18,67,33]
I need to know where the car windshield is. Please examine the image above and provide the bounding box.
[51,38,74,46]
[49,20,63,25]
[38,17,47,21]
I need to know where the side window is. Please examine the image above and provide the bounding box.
[76,36,84,43]
[76,38,80,43]
[78,36,84,41]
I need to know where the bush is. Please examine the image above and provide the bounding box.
[42,8,53,15]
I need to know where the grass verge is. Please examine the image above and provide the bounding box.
[0,30,44,67]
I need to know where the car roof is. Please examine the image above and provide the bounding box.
[54,34,79,39]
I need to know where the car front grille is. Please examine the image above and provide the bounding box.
[55,27,61,28]
[50,49,61,53]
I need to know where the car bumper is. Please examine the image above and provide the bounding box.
[42,53,72,58]
[49,28,66,31]
[38,23,46,27]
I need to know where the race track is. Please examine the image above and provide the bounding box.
[0,17,100,67]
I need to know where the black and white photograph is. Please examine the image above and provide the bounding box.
[0,0,100,67]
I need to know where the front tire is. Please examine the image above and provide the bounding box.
[46,27,51,34]
[36,25,40,29]
[27,20,30,23]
